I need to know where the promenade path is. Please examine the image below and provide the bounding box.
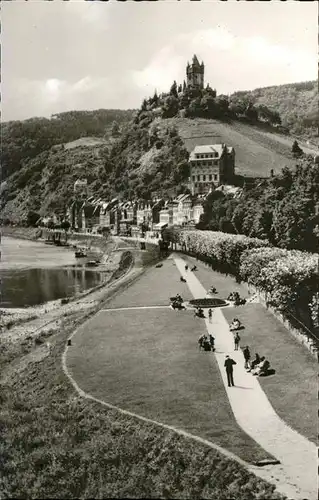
[174,255,317,500]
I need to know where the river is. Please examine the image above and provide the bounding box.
[0,237,107,308]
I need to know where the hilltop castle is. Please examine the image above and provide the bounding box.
[186,54,204,89]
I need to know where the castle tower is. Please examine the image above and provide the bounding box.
[186,55,204,89]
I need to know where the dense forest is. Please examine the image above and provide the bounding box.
[1,109,135,181]
[230,81,318,141]
[198,156,319,253]
[0,110,190,221]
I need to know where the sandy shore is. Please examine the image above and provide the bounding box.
[0,247,123,342]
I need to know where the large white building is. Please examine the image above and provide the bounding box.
[189,144,235,195]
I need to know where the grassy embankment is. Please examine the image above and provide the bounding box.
[0,249,285,499]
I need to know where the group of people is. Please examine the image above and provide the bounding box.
[207,285,217,295]
[248,353,271,376]
[194,307,205,318]
[224,350,271,386]
[227,291,246,306]
[184,264,197,272]
[233,335,271,376]
[170,294,186,310]
[198,333,215,352]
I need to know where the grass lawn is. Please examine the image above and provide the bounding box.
[67,307,273,463]
[105,258,193,308]
[180,254,249,300]
[222,303,317,444]
[1,308,283,500]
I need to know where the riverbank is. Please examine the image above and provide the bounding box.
[0,245,138,365]
[0,227,115,267]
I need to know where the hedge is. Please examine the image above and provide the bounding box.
[173,230,319,333]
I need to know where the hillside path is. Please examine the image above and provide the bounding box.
[174,255,317,500]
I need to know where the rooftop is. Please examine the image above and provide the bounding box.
[189,144,226,160]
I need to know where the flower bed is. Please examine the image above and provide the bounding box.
[189,298,228,308]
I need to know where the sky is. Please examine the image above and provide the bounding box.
[2,0,318,122]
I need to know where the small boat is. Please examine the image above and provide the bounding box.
[75,250,87,258]
[86,260,99,267]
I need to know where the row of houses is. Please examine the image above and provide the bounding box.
[67,193,208,236]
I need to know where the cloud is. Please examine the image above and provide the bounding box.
[132,46,186,93]
[131,27,316,95]
[2,74,126,121]
[189,26,236,51]
[3,25,316,121]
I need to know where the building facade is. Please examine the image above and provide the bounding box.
[189,144,235,195]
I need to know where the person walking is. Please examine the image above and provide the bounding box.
[234,332,241,351]
[243,346,251,369]
[224,355,236,387]
[208,308,213,321]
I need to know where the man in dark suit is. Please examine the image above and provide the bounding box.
[224,355,237,387]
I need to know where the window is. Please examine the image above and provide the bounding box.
[209,174,212,181]
[197,175,200,181]
[214,160,218,166]
[192,176,195,182]
[214,174,218,181]
[203,175,206,181]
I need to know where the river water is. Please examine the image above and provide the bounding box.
[0,237,106,308]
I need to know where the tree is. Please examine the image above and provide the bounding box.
[151,90,159,106]
[205,84,217,98]
[292,140,304,158]
[245,103,258,121]
[111,121,120,137]
[229,100,246,116]
[272,192,316,251]
[26,210,40,227]
[215,95,230,117]
[61,220,70,231]
[162,96,179,118]
[170,81,178,99]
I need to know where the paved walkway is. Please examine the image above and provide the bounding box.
[174,256,317,500]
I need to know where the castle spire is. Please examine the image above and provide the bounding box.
[192,54,200,66]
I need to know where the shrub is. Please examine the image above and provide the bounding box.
[177,230,269,276]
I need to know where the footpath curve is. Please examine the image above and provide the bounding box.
[174,255,317,500]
